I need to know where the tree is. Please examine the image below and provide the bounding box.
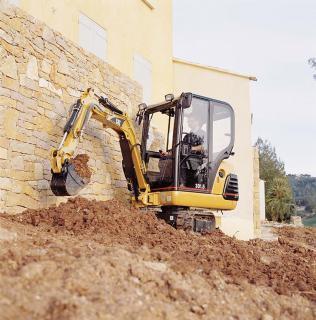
[288,174,316,213]
[255,138,294,221]
[266,177,294,221]
[308,58,316,80]
[255,137,285,185]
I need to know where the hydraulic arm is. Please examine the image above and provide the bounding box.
[50,88,149,201]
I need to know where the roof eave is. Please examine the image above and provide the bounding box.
[173,57,257,81]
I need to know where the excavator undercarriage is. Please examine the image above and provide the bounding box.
[157,208,216,232]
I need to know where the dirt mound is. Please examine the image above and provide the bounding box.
[276,226,316,247]
[0,216,314,320]
[70,154,92,179]
[8,197,316,304]
[14,197,164,246]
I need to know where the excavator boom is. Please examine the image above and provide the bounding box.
[51,88,149,199]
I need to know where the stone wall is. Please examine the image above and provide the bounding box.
[0,1,142,213]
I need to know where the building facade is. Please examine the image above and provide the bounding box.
[9,0,173,104]
[2,0,260,239]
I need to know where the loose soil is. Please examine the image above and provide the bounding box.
[0,198,315,319]
[277,226,316,247]
[70,154,92,180]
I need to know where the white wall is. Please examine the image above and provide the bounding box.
[7,0,20,5]
[173,59,255,240]
[260,179,266,221]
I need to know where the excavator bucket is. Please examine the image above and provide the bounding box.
[51,163,89,196]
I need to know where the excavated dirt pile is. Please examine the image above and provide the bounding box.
[0,198,315,320]
[277,226,316,247]
[70,154,92,180]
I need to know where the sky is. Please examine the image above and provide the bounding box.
[173,0,316,176]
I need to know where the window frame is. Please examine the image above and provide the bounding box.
[78,12,107,61]
[133,53,152,104]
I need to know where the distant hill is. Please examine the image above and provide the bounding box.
[288,174,316,213]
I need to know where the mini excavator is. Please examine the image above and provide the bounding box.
[50,88,238,232]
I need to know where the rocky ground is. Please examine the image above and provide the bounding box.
[0,197,315,320]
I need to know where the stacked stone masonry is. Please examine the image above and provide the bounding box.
[0,1,142,213]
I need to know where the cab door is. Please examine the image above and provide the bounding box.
[179,95,234,192]
[208,100,235,190]
[180,96,210,191]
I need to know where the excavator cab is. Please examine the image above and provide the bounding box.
[141,93,236,197]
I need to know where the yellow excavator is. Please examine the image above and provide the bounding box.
[50,88,238,231]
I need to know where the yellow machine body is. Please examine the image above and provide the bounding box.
[50,89,238,219]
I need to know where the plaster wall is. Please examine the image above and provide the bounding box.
[173,59,255,240]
